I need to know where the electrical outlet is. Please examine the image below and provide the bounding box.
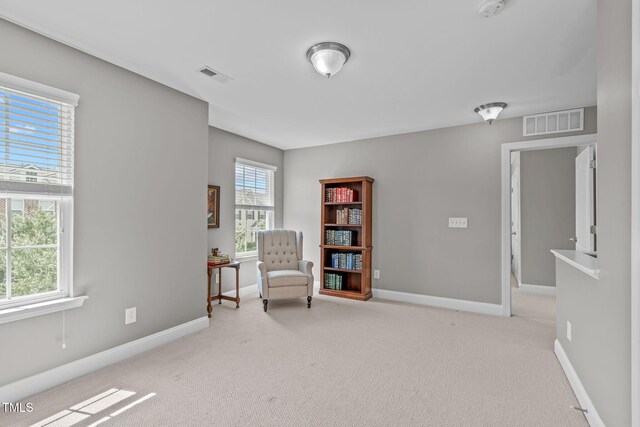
[125,307,137,325]
[373,269,380,279]
[448,217,468,228]
[566,321,572,341]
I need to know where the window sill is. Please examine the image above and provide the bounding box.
[0,296,88,325]
[235,255,258,262]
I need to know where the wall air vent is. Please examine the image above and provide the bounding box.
[198,66,233,83]
[523,108,584,137]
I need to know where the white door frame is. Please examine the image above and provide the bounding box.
[631,0,640,424]
[501,134,597,317]
[510,161,521,284]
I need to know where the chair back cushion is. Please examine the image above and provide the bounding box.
[257,229,302,271]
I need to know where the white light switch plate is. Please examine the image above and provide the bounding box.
[449,217,468,228]
[373,270,380,279]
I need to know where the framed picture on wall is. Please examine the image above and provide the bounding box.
[207,185,220,228]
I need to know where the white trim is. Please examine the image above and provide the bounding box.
[0,296,87,325]
[518,283,557,295]
[632,1,640,425]
[0,316,209,403]
[551,250,600,280]
[372,288,503,316]
[501,133,598,317]
[554,339,605,427]
[0,71,79,106]
[234,157,278,172]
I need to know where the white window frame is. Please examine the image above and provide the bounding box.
[0,193,72,310]
[0,72,83,323]
[234,158,277,259]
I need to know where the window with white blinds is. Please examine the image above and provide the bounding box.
[0,72,77,310]
[0,80,75,195]
[235,158,276,257]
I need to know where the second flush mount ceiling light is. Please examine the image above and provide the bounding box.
[306,42,351,78]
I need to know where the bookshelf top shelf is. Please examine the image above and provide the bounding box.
[319,176,374,184]
[324,223,362,227]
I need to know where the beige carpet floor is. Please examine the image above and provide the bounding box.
[3,287,587,427]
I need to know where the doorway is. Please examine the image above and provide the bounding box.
[501,134,598,316]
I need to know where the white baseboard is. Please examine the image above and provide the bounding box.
[519,283,557,295]
[0,316,209,403]
[372,288,504,316]
[554,339,605,427]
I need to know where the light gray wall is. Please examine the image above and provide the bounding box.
[0,20,209,385]
[556,0,632,425]
[208,127,284,291]
[284,107,596,305]
[520,148,576,287]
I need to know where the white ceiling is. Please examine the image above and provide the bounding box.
[0,0,596,150]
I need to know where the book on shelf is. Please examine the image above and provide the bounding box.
[324,272,344,290]
[324,229,355,246]
[325,187,358,203]
[330,252,362,270]
[335,208,362,225]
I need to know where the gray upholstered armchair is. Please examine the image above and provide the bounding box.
[256,229,314,312]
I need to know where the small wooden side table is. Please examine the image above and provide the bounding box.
[207,261,241,318]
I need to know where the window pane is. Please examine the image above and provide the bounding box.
[11,247,57,296]
[0,87,74,188]
[11,199,57,247]
[0,249,5,300]
[235,208,273,255]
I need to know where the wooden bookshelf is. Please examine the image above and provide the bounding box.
[319,176,373,301]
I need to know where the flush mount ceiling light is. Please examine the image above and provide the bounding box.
[306,42,351,78]
[474,102,507,124]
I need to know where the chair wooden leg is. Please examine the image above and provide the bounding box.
[307,296,312,308]
[263,299,268,312]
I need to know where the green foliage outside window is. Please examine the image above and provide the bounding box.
[0,209,58,299]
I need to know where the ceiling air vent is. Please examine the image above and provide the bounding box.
[198,66,233,83]
[523,108,584,137]
[200,68,217,77]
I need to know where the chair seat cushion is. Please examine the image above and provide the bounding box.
[267,270,308,288]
